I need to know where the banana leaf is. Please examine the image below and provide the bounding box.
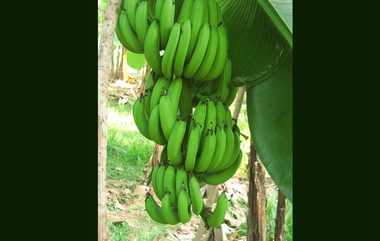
[219,0,293,201]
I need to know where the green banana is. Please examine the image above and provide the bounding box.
[126,0,139,31]
[175,168,189,195]
[156,165,166,198]
[167,120,187,166]
[221,126,241,170]
[204,25,228,80]
[208,0,218,27]
[203,150,242,185]
[215,1,222,25]
[162,23,181,80]
[118,10,143,53]
[206,192,228,227]
[215,101,226,126]
[178,189,191,223]
[193,26,219,81]
[163,165,176,205]
[213,125,234,171]
[177,0,193,23]
[189,176,203,215]
[148,105,167,145]
[147,0,156,19]
[225,107,233,129]
[193,101,207,130]
[161,194,180,225]
[205,100,216,130]
[160,0,175,47]
[144,21,162,75]
[187,0,204,59]
[203,0,209,24]
[173,20,191,77]
[216,59,232,102]
[184,123,201,171]
[154,0,164,19]
[145,71,155,91]
[145,195,166,224]
[206,125,226,172]
[184,23,210,79]
[159,95,177,140]
[135,1,149,44]
[143,91,152,119]
[195,129,216,172]
[224,84,238,106]
[150,77,170,114]
[133,97,151,139]
[167,78,183,110]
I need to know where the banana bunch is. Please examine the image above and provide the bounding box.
[146,164,204,225]
[121,0,243,229]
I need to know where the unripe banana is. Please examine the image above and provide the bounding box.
[224,84,238,106]
[194,26,219,80]
[193,101,207,130]
[195,129,216,172]
[143,91,152,119]
[225,107,233,129]
[178,189,192,223]
[154,0,164,19]
[175,168,189,195]
[160,0,175,47]
[145,195,166,224]
[189,176,203,214]
[150,77,170,114]
[213,126,234,171]
[147,0,156,19]
[117,10,143,53]
[216,59,232,102]
[184,123,201,171]
[215,1,223,25]
[133,97,151,139]
[184,24,210,79]
[148,105,167,145]
[161,194,180,225]
[177,0,193,23]
[204,25,228,80]
[207,192,228,227]
[156,165,166,198]
[126,0,139,31]
[203,0,209,24]
[164,165,176,205]
[179,79,193,120]
[206,125,226,172]
[187,0,204,59]
[135,1,149,44]
[167,78,183,110]
[215,101,226,126]
[207,0,218,27]
[173,20,191,77]
[159,95,177,140]
[222,125,241,170]
[205,100,217,130]
[167,120,187,166]
[144,71,155,92]
[203,150,242,185]
[162,23,181,79]
[144,21,162,75]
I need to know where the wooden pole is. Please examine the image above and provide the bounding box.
[98,0,121,240]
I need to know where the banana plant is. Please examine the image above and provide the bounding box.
[219,0,293,201]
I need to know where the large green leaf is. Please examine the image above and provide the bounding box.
[218,0,293,201]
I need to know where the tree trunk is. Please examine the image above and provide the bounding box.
[98,0,121,240]
[195,86,246,241]
[274,190,286,241]
[247,142,267,241]
[114,45,121,80]
[118,47,125,80]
